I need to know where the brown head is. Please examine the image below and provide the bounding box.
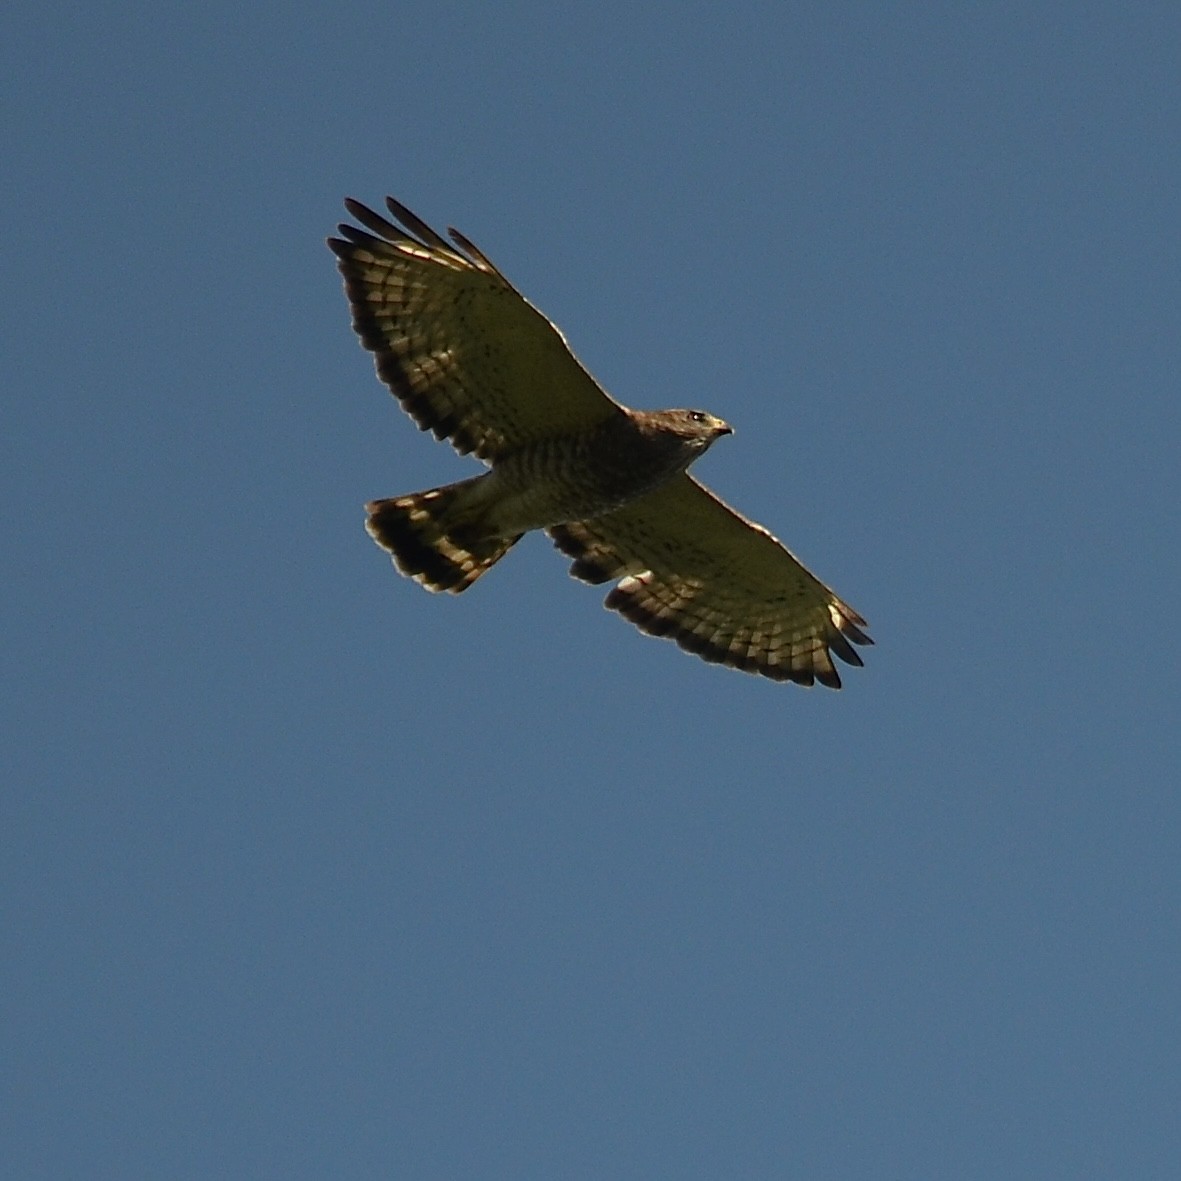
[634,408,733,459]
[585,408,735,499]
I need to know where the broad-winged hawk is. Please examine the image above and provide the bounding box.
[328,197,872,687]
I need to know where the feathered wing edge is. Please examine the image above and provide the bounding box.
[327,196,626,463]
[548,481,872,689]
[326,198,514,460]
[330,196,507,280]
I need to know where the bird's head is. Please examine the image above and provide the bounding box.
[663,409,734,450]
[631,408,734,476]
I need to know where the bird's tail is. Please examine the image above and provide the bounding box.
[365,478,521,593]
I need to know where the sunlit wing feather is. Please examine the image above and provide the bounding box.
[549,475,872,687]
[327,198,624,461]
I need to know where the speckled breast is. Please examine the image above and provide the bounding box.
[490,414,693,531]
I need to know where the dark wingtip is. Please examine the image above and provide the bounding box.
[384,196,453,251]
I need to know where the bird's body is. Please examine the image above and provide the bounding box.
[482,408,734,532]
[329,197,872,686]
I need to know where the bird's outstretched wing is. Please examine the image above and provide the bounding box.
[550,475,872,687]
[328,198,624,461]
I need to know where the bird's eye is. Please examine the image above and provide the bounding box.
[689,411,707,423]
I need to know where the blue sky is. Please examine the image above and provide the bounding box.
[5,2,1180,1177]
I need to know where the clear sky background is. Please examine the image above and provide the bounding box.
[5,3,1180,1177]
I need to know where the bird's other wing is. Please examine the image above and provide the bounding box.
[328,197,626,462]
[549,475,872,687]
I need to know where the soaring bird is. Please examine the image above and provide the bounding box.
[328,197,871,687]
